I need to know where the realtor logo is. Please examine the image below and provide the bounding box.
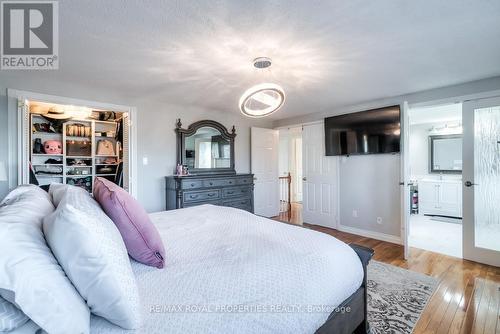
[1,1,58,69]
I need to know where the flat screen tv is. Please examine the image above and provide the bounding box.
[324,105,401,156]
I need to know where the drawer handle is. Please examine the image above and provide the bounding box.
[227,191,235,195]
[228,181,233,184]
[209,182,214,186]
[240,201,247,205]
[189,194,199,199]
[190,183,196,187]
[207,193,216,197]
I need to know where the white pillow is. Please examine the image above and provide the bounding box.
[43,185,142,329]
[48,182,69,207]
[0,185,90,334]
[0,185,53,227]
[0,295,29,331]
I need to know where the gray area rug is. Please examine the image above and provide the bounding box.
[367,261,438,334]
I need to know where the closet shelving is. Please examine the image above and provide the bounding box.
[30,114,122,193]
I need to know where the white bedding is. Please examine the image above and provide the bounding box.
[16,205,363,334]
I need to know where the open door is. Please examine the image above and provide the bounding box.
[400,102,410,260]
[462,97,500,267]
[251,127,279,217]
[302,123,337,228]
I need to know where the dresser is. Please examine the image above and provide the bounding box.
[166,174,254,213]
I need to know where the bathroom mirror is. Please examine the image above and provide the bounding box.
[429,134,462,173]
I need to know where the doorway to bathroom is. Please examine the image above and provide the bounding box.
[407,103,463,258]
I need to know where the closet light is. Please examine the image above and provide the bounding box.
[239,83,285,118]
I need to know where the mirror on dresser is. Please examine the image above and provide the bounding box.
[167,119,254,213]
[175,119,236,175]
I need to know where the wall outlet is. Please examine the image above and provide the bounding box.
[142,156,148,165]
[376,217,383,224]
[352,210,358,218]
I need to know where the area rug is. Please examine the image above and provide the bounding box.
[367,261,438,334]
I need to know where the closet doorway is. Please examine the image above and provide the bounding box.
[10,90,137,197]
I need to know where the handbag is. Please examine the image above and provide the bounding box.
[96,140,115,156]
[33,138,44,154]
[66,140,91,156]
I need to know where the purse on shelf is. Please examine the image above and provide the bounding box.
[96,140,115,156]
[33,138,44,154]
[66,140,91,156]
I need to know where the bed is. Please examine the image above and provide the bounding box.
[13,204,372,334]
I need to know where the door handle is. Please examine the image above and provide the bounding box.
[464,181,478,187]
[302,177,307,181]
[399,182,414,186]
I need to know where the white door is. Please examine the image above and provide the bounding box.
[400,102,410,260]
[462,97,500,267]
[251,127,279,217]
[302,123,337,228]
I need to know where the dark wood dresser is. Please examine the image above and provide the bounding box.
[166,174,254,213]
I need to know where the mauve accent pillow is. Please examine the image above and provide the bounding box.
[93,177,165,268]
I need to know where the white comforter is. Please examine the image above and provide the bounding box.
[17,205,363,334]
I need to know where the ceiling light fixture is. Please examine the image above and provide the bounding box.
[239,58,285,118]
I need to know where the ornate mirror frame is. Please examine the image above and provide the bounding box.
[175,119,236,175]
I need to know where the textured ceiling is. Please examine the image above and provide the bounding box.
[3,0,500,120]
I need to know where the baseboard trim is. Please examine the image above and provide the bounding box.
[337,224,402,245]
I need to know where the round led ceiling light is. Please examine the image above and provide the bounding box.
[239,83,285,118]
[239,58,285,118]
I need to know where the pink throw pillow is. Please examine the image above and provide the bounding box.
[93,177,165,268]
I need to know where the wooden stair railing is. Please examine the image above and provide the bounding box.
[279,172,292,219]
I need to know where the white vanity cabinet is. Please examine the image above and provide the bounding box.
[418,180,462,218]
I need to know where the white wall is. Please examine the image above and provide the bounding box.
[278,129,290,176]
[278,127,302,202]
[339,154,401,237]
[0,79,273,212]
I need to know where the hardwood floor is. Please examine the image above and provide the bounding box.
[274,203,500,334]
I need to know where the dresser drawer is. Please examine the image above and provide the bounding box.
[183,189,220,203]
[181,180,203,190]
[223,198,252,211]
[222,186,252,198]
[236,177,253,185]
[202,178,237,188]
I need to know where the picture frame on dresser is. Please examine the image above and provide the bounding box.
[167,119,254,213]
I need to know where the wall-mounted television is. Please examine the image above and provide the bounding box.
[324,105,401,156]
